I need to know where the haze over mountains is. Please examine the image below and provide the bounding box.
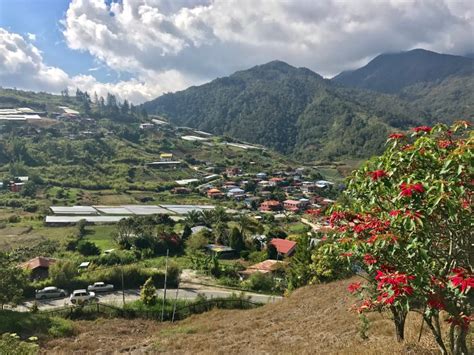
[142,49,473,160]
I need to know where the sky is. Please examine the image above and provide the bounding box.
[0,0,473,104]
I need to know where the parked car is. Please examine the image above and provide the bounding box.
[87,282,114,293]
[69,289,96,304]
[35,286,67,300]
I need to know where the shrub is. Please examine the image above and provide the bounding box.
[0,333,38,355]
[77,241,100,256]
[7,215,21,223]
[242,272,275,292]
[140,277,157,306]
[49,260,79,290]
[48,317,75,338]
[248,250,267,263]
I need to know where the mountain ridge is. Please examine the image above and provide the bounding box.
[332,48,474,93]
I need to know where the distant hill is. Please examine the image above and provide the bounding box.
[332,49,474,93]
[143,61,421,160]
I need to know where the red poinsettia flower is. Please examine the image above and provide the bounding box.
[448,267,474,293]
[369,170,388,181]
[412,126,432,133]
[460,198,470,209]
[363,254,377,265]
[348,282,361,293]
[427,294,445,310]
[388,133,405,139]
[438,140,452,149]
[400,182,424,197]
[356,299,374,313]
[389,210,401,217]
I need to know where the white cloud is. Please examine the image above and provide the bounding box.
[1,1,473,103]
[26,32,36,41]
[62,0,474,79]
[0,28,194,103]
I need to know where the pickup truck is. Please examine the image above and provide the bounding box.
[87,282,114,293]
[69,289,96,304]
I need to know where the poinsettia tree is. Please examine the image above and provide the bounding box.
[327,121,472,354]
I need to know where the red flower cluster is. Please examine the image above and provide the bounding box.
[329,211,346,226]
[460,198,470,209]
[369,170,388,181]
[404,210,423,220]
[388,133,405,139]
[400,182,424,197]
[389,210,401,217]
[348,282,361,293]
[364,254,377,265]
[353,215,390,234]
[412,126,432,133]
[354,299,374,314]
[438,140,453,149]
[448,267,474,294]
[375,270,415,305]
[427,293,445,310]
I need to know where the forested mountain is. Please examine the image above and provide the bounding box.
[332,49,474,93]
[143,50,473,160]
[142,61,422,160]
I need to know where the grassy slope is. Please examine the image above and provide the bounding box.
[42,278,440,354]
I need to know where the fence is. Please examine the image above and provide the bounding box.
[41,298,261,322]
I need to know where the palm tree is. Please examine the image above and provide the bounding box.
[236,214,263,245]
[184,210,202,226]
[201,209,215,227]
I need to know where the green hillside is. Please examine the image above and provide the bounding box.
[142,61,422,160]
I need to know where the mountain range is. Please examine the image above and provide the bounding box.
[142,49,473,161]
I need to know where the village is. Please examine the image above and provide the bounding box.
[0,103,340,313]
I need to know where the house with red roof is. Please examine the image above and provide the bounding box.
[20,256,57,280]
[269,238,297,257]
[238,259,284,279]
[259,200,282,212]
[207,188,224,199]
[283,199,303,212]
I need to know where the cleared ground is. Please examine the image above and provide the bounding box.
[41,277,440,354]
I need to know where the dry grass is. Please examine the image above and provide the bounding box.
[41,278,440,354]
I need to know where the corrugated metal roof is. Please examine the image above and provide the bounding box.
[50,206,98,215]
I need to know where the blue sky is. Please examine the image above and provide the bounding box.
[0,0,124,83]
[0,0,472,103]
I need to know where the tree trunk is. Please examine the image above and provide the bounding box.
[452,325,469,355]
[424,314,448,355]
[390,306,407,342]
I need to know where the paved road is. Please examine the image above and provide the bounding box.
[17,284,282,311]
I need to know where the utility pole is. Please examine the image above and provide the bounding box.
[121,262,125,306]
[161,249,169,322]
[171,277,180,323]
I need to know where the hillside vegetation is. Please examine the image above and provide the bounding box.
[143,61,422,160]
[143,49,473,160]
[41,278,439,354]
[333,49,474,93]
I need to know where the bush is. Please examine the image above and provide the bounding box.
[242,272,275,292]
[8,215,21,223]
[248,250,267,263]
[77,241,100,256]
[48,317,75,338]
[95,250,137,266]
[49,260,79,290]
[0,333,38,355]
[140,277,157,306]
